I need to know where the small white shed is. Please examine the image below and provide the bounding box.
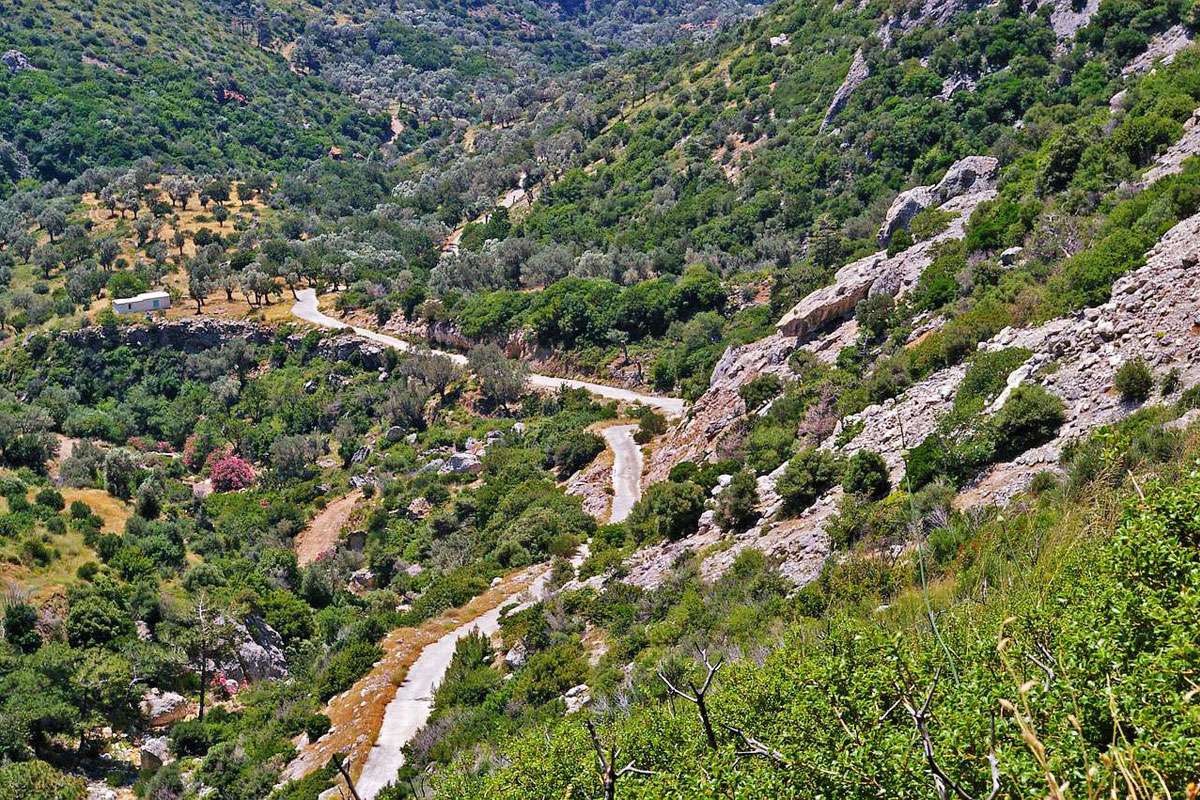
[113,290,171,314]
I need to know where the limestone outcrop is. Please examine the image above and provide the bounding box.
[1137,107,1200,189]
[878,155,998,245]
[61,317,391,370]
[140,689,190,727]
[624,143,1200,590]
[1122,24,1193,76]
[836,206,1200,506]
[779,160,996,341]
[821,48,868,131]
[1044,0,1100,41]
[220,615,289,685]
[643,333,796,485]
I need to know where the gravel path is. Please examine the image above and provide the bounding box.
[293,490,361,567]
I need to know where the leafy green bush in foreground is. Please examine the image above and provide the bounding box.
[438,457,1200,799]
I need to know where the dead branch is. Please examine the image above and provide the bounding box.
[332,754,363,800]
[586,719,652,800]
[657,646,724,749]
[720,723,789,766]
[900,669,1001,800]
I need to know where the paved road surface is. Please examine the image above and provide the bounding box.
[291,290,685,417]
[354,573,546,798]
[603,424,643,523]
[354,546,588,798]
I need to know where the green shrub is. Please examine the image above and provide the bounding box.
[628,480,706,542]
[546,431,605,478]
[909,207,954,241]
[714,470,759,533]
[35,488,65,510]
[1114,357,1153,403]
[169,719,214,756]
[3,601,41,653]
[303,713,332,741]
[776,448,841,514]
[953,348,1031,414]
[317,642,383,701]
[854,293,895,342]
[512,641,586,707]
[841,451,890,500]
[1029,470,1061,495]
[993,384,1065,456]
[634,407,667,444]
[0,761,86,800]
[826,493,910,548]
[738,374,783,412]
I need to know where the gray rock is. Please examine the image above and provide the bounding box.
[822,48,868,131]
[439,451,482,475]
[1000,246,1024,266]
[406,496,432,518]
[878,185,937,245]
[416,458,445,475]
[2,50,34,73]
[140,688,189,727]
[505,641,528,669]
[931,156,999,204]
[348,569,376,593]
[219,615,288,685]
[938,72,976,100]
[349,473,376,489]
[563,684,591,714]
[1166,409,1200,431]
[351,446,371,465]
[87,783,119,800]
[140,736,172,771]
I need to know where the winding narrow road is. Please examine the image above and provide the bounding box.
[291,290,685,417]
[354,571,553,798]
[350,425,644,799]
[287,291,652,798]
[602,423,643,523]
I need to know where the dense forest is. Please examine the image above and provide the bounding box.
[2,0,1200,797]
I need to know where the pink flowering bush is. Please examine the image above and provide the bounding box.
[210,670,240,698]
[209,453,255,492]
[184,429,224,472]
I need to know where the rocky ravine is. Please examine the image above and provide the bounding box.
[628,148,1200,591]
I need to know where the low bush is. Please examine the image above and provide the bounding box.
[993,384,1065,456]
[841,451,890,500]
[776,448,841,514]
[714,470,759,532]
[1114,357,1153,403]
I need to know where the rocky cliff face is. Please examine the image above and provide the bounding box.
[643,332,796,485]
[64,317,274,352]
[779,157,998,340]
[627,147,1200,590]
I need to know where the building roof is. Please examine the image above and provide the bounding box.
[113,290,171,304]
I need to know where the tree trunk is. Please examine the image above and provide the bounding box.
[697,696,717,750]
[198,662,207,721]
